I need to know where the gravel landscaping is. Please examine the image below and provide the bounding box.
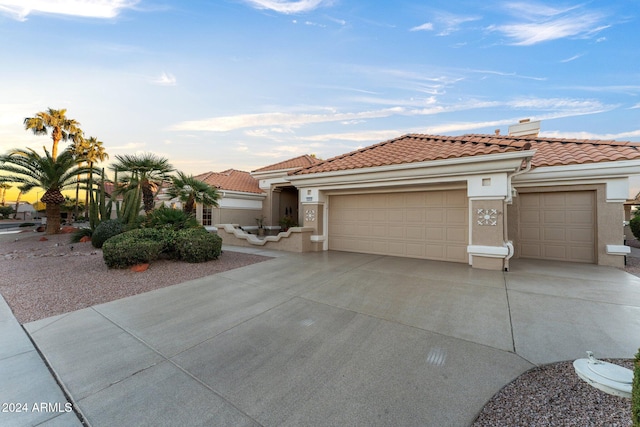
[0,229,271,323]
[0,226,636,426]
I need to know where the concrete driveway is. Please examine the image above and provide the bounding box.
[21,249,640,426]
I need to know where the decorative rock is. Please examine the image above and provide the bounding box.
[79,236,91,243]
[36,226,45,232]
[39,237,48,241]
[130,263,150,272]
[60,226,77,234]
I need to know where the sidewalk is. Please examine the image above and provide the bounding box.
[0,294,83,426]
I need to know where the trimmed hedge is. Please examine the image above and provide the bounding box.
[631,216,640,241]
[634,348,640,427]
[102,226,221,268]
[92,219,125,248]
[102,228,174,268]
[175,228,222,263]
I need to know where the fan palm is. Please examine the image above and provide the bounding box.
[0,148,93,234]
[24,108,82,161]
[110,153,174,213]
[167,172,220,215]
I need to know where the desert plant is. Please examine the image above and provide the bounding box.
[633,347,640,427]
[70,227,92,243]
[91,218,125,248]
[174,228,222,263]
[146,205,199,230]
[631,216,640,240]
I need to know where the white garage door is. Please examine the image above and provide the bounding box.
[519,191,595,263]
[328,190,468,262]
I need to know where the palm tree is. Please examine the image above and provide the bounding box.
[0,148,93,234]
[167,172,220,215]
[24,108,82,161]
[81,137,109,218]
[110,153,174,214]
[0,182,11,205]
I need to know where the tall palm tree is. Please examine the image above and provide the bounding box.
[24,108,82,161]
[82,137,109,218]
[0,182,11,205]
[0,148,93,234]
[110,153,174,214]
[167,172,220,215]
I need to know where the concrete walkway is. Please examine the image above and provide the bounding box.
[3,248,640,426]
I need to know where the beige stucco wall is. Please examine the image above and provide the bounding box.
[215,208,262,228]
[215,225,322,252]
[508,184,625,267]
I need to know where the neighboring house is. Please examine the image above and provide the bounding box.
[6,202,36,220]
[251,155,323,228]
[193,169,265,228]
[273,121,640,270]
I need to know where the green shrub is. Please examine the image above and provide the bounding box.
[634,348,640,427]
[0,206,14,219]
[174,228,222,263]
[102,228,175,268]
[631,216,640,240]
[92,219,125,248]
[146,205,199,230]
[19,222,35,227]
[70,227,92,243]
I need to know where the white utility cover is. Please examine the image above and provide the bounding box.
[573,352,632,399]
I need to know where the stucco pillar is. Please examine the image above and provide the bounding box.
[301,202,324,235]
[468,199,509,270]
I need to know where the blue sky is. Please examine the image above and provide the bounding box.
[0,0,639,182]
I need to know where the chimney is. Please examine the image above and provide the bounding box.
[508,118,540,137]
[495,129,500,136]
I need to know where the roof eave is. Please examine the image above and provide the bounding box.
[288,150,534,189]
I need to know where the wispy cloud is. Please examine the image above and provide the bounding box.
[560,54,583,63]
[488,2,609,45]
[541,129,640,141]
[241,0,332,14]
[433,13,481,36]
[0,0,139,21]
[410,22,434,32]
[151,72,177,86]
[170,108,405,132]
[469,68,546,81]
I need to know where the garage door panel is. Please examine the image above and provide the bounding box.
[543,211,566,223]
[519,191,595,263]
[447,208,467,224]
[543,228,566,241]
[329,190,468,262]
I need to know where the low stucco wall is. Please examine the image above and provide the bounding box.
[215,224,322,253]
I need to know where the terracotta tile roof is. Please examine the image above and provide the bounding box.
[194,169,263,194]
[252,154,322,173]
[293,133,640,175]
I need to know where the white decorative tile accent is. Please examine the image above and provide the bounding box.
[305,209,316,222]
[476,208,498,226]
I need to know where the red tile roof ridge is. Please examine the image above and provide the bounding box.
[252,154,323,173]
[292,133,640,175]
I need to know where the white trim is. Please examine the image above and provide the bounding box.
[310,235,325,242]
[606,245,631,255]
[467,245,509,258]
[513,160,640,184]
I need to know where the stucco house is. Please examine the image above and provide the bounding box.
[216,120,640,271]
[192,169,265,230]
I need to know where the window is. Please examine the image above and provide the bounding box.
[202,205,212,226]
